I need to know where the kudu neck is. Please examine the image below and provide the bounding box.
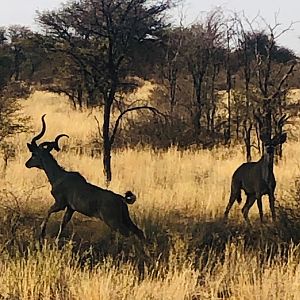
[260,151,274,171]
[40,153,66,186]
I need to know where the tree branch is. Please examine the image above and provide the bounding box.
[271,63,296,99]
[94,115,103,140]
[110,105,166,146]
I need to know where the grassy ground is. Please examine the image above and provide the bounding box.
[0,92,300,299]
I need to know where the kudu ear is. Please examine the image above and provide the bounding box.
[27,143,36,152]
[39,141,56,152]
[278,132,287,144]
[38,134,69,152]
[272,132,287,145]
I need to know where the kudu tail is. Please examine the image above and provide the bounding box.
[230,179,242,204]
[124,191,136,204]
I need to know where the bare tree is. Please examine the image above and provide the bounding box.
[38,0,171,183]
[182,10,225,139]
[250,17,296,157]
[159,25,185,143]
[230,14,296,161]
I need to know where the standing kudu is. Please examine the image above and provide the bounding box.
[224,115,288,224]
[25,115,145,241]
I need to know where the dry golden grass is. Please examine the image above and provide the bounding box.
[0,92,300,299]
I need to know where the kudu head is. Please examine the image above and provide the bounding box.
[262,132,287,154]
[256,113,287,155]
[25,114,69,169]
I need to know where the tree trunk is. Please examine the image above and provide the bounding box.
[226,67,232,144]
[193,108,202,137]
[245,142,251,162]
[102,101,112,184]
[77,87,83,109]
[244,121,252,162]
[192,74,204,135]
[170,103,175,145]
[87,89,95,107]
[14,48,21,81]
[210,65,217,136]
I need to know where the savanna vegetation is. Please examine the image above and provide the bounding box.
[0,0,300,299]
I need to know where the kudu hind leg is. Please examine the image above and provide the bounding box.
[105,218,131,238]
[256,196,264,223]
[124,216,145,241]
[122,205,145,240]
[241,195,256,225]
[115,224,131,238]
[224,189,241,219]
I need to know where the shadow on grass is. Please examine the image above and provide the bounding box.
[0,203,300,275]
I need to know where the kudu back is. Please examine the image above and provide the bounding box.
[224,129,287,224]
[25,115,145,241]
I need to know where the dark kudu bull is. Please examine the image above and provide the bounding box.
[224,116,287,224]
[25,115,145,242]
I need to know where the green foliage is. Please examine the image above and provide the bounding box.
[36,0,171,108]
[0,27,31,149]
[0,82,30,142]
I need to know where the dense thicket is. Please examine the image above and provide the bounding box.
[0,1,299,181]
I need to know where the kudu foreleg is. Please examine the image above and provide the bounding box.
[269,194,276,222]
[256,196,264,223]
[55,207,74,243]
[40,202,65,239]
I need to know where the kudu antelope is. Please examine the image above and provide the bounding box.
[25,115,145,241]
[224,119,287,224]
